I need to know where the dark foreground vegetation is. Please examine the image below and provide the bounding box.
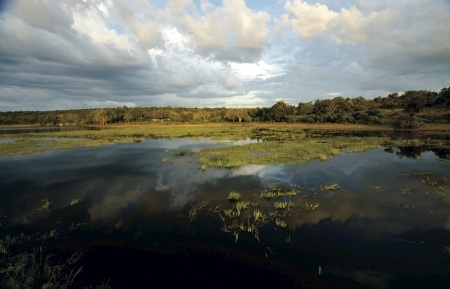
[1,88,449,129]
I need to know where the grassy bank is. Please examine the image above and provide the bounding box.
[1,123,450,159]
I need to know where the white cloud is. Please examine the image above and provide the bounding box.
[164,0,271,62]
[0,0,449,111]
[284,0,392,43]
[231,60,284,80]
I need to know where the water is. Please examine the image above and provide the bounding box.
[0,136,449,288]
[0,125,99,135]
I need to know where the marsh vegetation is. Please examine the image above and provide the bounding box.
[0,124,449,287]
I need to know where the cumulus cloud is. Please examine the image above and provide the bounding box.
[164,0,271,62]
[284,0,392,43]
[0,0,449,111]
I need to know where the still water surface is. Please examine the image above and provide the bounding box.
[0,135,449,288]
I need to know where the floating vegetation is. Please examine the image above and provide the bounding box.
[39,230,58,241]
[275,218,287,228]
[305,202,319,210]
[273,201,296,210]
[162,157,170,163]
[320,183,340,191]
[420,177,449,187]
[38,199,53,213]
[174,150,188,157]
[443,245,450,255]
[368,185,382,189]
[0,246,84,289]
[227,191,241,201]
[70,198,83,206]
[401,188,412,195]
[234,201,254,211]
[403,172,435,179]
[188,200,209,221]
[259,184,300,199]
[403,172,449,200]
[394,238,424,246]
[319,155,327,161]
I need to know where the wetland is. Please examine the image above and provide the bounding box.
[0,124,449,288]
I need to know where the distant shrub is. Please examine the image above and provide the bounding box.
[285,115,298,123]
[395,116,427,129]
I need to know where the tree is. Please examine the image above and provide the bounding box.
[313,99,331,116]
[124,113,132,123]
[180,111,194,123]
[402,91,427,115]
[93,109,109,129]
[297,102,313,116]
[235,108,248,123]
[197,110,211,123]
[269,100,295,122]
[225,109,238,123]
[329,97,350,114]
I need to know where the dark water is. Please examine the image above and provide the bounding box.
[0,137,449,288]
[0,125,99,135]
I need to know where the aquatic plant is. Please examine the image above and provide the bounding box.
[174,150,188,157]
[443,245,450,254]
[273,201,295,210]
[259,184,300,199]
[227,191,241,201]
[188,200,209,221]
[39,230,58,241]
[234,201,255,212]
[320,183,340,190]
[305,202,319,210]
[39,199,53,213]
[275,218,287,228]
[70,198,83,206]
[401,188,412,195]
[253,210,265,222]
[403,172,435,179]
[0,246,84,289]
[420,177,449,187]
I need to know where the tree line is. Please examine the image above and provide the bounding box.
[1,88,449,127]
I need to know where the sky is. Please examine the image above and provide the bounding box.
[0,0,449,111]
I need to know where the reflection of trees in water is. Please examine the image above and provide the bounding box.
[384,145,450,160]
